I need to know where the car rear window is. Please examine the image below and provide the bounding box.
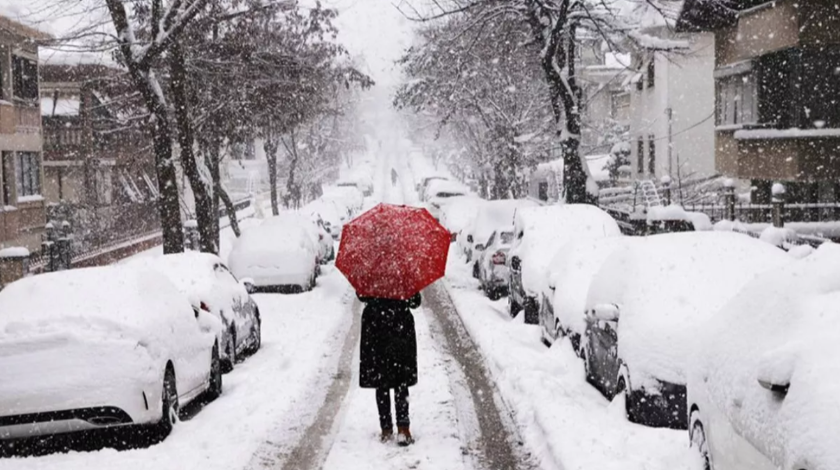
[500,232,514,244]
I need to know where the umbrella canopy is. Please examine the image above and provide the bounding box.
[336,203,450,300]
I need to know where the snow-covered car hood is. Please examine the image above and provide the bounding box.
[689,243,840,470]
[586,232,792,388]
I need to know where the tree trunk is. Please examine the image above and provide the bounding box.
[561,27,594,205]
[217,184,241,237]
[152,111,185,254]
[285,129,301,209]
[264,135,280,216]
[206,140,222,248]
[170,42,217,253]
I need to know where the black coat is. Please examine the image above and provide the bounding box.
[358,294,421,389]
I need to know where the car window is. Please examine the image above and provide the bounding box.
[500,232,514,244]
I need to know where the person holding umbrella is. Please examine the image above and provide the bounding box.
[336,203,451,446]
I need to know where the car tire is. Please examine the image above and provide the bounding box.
[248,315,262,355]
[509,295,522,318]
[155,366,179,439]
[523,297,539,324]
[222,328,236,373]
[472,262,480,279]
[488,288,502,301]
[690,413,712,470]
[207,343,223,400]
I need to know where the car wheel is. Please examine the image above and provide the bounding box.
[509,295,522,318]
[155,366,179,439]
[582,340,597,385]
[487,287,503,301]
[222,328,236,373]
[554,319,564,341]
[472,262,481,279]
[523,297,539,324]
[207,342,223,400]
[690,414,712,470]
[249,315,262,355]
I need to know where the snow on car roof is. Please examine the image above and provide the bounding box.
[690,243,840,470]
[231,222,316,255]
[470,199,540,242]
[0,266,194,342]
[511,204,621,296]
[426,179,467,196]
[549,237,632,337]
[585,231,792,388]
[439,195,484,233]
[263,212,319,243]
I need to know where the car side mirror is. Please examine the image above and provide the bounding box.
[591,303,620,322]
[240,278,256,294]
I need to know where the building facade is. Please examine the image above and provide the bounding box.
[629,26,717,185]
[679,0,840,204]
[0,17,48,252]
[40,64,160,250]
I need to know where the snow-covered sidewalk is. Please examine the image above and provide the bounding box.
[444,249,703,470]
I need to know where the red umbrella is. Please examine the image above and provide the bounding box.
[336,203,450,300]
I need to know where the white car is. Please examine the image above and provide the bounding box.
[423,180,468,215]
[228,221,320,293]
[0,266,222,441]
[687,243,840,470]
[475,226,516,300]
[464,199,539,269]
[305,199,345,241]
[582,232,792,430]
[416,175,449,200]
[438,195,484,241]
[538,236,629,352]
[323,186,363,214]
[264,212,333,265]
[508,204,621,324]
[337,175,373,197]
[127,252,261,372]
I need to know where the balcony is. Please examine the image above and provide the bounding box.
[0,101,40,135]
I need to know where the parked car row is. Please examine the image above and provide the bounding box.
[0,251,263,443]
[426,176,839,470]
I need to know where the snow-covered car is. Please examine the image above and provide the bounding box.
[127,252,261,372]
[264,212,333,265]
[309,213,336,261]
[305,199,345,240]
[228,221,320,293]
[508,204,620,324]
[538,236,630,352]
[337,175,373,197]
[0,266,222,441]
[424,180,469,219]
[464,199,539,269]
[416,175,448,200]
[438,195,484,241]
[582,232,791,430]
[475,226,516,300]
[686,243,840,470]
[323,186,363,214]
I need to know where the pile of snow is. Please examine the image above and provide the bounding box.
[323,186,363,213]
[585,232,792,390]
[511,204,621,297]
[647,204,712,231]
[0,247,30,258]
[548,237,632,339]
[689,243,840,470]
[759,226,797,248]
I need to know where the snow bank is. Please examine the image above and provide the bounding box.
[759,226,797,248]
[439,195,484,234]
[689,243,840,470]
[511,204,621,297]
[549,237,632,338]
[585,232,791,388]
[0,247,29,258]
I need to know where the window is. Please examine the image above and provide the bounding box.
[15,152,40,198]
[12,56,38,101]
[716,73,757,126]
[636,138,644,174]
[648,135,656,175]
[1,152,12,205]
[647,59,655,88]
